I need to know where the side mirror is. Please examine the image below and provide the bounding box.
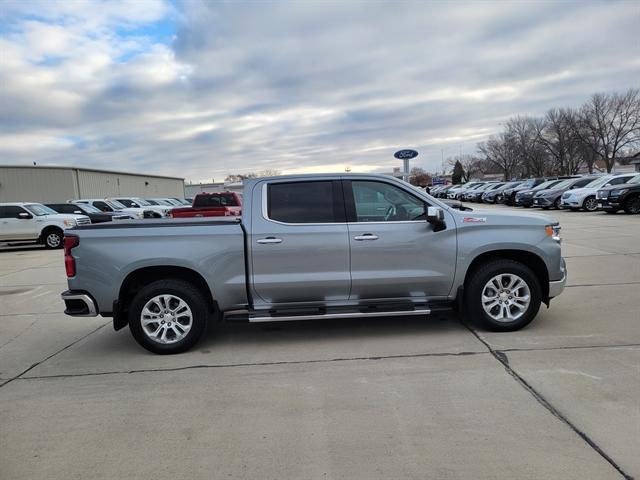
[17,212,32,219]
[427,206,446,232]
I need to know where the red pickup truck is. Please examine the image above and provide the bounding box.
[168,192,242,218]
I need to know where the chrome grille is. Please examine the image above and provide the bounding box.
[76,217,91,226]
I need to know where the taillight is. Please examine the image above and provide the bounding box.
[64,235,79,277]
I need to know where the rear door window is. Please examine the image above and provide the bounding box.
[267,181,342,224]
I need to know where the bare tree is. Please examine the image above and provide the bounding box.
[408,167,431,186]
[447,154,485,182]
[478,133,520,180]
[574,89,640,172]
[505,116,551,177]
[535,108,583,175]
[257,169,282,177]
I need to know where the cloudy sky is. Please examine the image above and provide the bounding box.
[1,1,638,182]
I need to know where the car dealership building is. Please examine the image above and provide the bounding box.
[0,165,185,203]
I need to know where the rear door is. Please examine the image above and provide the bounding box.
[250,180,351,305]
[344,179,457,300]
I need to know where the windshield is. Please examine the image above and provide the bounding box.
[533,180,559,191]
[521,179,537,188]
[628,175,640,184]
[133,198,151,206]
[79,204,101,213]
[25,204,57,216]
[585,176,614,188]
[108,200,127,210]
[552,179,574,190]
[193,193,240,207]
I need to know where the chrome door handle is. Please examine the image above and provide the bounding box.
[354,234,378,241]
[257,237,283,244]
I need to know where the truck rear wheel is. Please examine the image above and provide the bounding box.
[465,259,541,332]
[128,279,208,354]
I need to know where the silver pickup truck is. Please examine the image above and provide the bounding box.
[61,173,566,354]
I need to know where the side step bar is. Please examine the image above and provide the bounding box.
[248,309,431,323]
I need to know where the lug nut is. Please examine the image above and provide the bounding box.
[161,320,165,324]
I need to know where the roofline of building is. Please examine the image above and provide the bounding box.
[0,164,184,181]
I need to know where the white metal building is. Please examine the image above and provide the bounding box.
[184,181,244,197]
[0,165,185,203]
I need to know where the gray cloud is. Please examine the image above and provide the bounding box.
[1,0,638,181]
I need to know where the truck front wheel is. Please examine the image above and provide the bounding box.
[465,259,542,332]
[128,279,208,354]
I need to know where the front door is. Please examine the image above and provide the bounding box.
[249,179,351,305]
[0,206,37,241]
[344,179,456,300]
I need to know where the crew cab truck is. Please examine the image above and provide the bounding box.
[1,203,90,248]
[169,192,242,218]
[61,174,566,354]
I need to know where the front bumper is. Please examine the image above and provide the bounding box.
[548,259,567,298]
[533,197,553,207]
[597,198,621,211]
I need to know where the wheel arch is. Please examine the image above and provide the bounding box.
[464,249,549,301]
[39,224,63,244]
[117,266,217,325]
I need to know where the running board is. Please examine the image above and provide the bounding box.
[248,309,431,323]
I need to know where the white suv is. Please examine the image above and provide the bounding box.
[560,173,637,211]
[0,203,90,249]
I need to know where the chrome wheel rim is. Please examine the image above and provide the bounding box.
[46,233,61,247]
[584,197,597,211]
[141,294,193,344]
[481,274,530,323]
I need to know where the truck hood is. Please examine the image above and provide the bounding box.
[451,208,557,227]
[44,213,88,221]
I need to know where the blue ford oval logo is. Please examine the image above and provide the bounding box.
[394,149,418,160]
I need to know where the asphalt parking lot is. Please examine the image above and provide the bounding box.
[1,205,639,480]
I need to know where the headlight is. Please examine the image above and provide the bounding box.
[63,219,76,227]
[610,189,628,196]
[545,224,561,242]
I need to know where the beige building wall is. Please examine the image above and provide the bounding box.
[0,166,184,203]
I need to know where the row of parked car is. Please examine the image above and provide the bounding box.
[0,197,192,249]
[429,172,640,214]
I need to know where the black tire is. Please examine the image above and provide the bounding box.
[128,279,209,354]
[583,196,598,212]
[623,195,640,214]
[42,228,63,249]
[553,198,561,209]
[605,210,618,214]
[464,259,542,332]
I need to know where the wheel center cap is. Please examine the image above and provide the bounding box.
[499,292,508,301]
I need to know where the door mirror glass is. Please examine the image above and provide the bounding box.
[17,212,32,219]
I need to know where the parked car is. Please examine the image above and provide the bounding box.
[71,199,147,219]
[515,179,566,207]
[1,203,90,248]
[434,185,454,198]
[62,173,566,354]
[596,174,640,214]
[460,183,489,202]
[46,203,133,223]
[502,178,546,205]
[146,198,184,207]
[111,198,170,217]
[484,181,522,204]
[560,173,637,211]
[169,191,242,218]
[447,182,485,200]
[464,182,502,202]
[532,176,600,209]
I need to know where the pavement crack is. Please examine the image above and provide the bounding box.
[464,322,633,480]
[566,281,640,288]
[16,350,488,382]
[500,343,640,353]
[0,322,109,389]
